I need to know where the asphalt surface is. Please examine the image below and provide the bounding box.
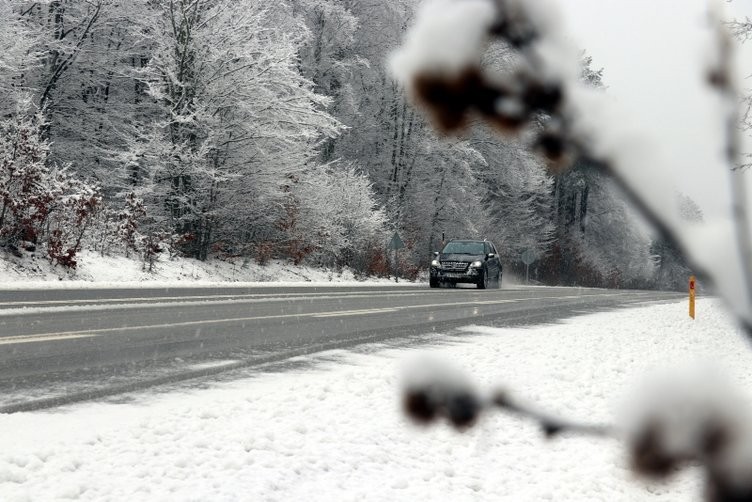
[0,284,684,413]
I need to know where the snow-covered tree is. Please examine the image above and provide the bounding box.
[652,193,704,291]
[728,17,752,170]
[0,3,41,117]
[294,0,362,162]
[571,169,656,288]
[134,0,341,259]
[0,0,689,283]
[277,163,387,268]
[0,105,100,267]
[472,134,555,262]
[295,0,557,270]
[17,0,149,181]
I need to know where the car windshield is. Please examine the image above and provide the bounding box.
[441,241,485,255]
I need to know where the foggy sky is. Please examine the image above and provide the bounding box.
[555,0,752,220]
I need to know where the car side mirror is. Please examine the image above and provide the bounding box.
[487,253,495,259]
[433,251,439,258]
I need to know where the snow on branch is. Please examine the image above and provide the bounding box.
[623,369,752,498]
[390,0,497,84]
[402,356,614,437]
[728,17,752,43]
[402,359,752,500]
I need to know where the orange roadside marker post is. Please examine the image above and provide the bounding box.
[689,275,696,320]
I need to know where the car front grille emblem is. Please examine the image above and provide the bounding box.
[441,261,468,271]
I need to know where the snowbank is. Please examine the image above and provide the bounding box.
[0,299,746,500]
[0,250,404,289]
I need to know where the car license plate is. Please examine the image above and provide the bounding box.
[444,273,464,278]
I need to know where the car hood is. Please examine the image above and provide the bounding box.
[439,253,485,262]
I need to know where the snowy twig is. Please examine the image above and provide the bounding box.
[403,381,616,439]
[402,357,616,439]
[727,17,752,43]
[490,389,616,439]
[403,359,752,500]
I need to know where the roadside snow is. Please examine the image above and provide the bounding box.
[0,250,405,289]
[0,299,747,501]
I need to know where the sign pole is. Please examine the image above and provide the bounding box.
[394,248,399,283]
[521,249,537,285]
[388,232,405,283]
[689,275,696,319]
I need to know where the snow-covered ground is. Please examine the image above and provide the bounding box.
[0,250,405,288]
[1,299,748,501]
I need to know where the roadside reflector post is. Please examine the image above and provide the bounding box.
[395,248,399,283]
[689,275,696,319]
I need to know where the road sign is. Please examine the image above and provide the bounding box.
[388,232,405,250]
[521,249,538,285]
[521,249,537,266]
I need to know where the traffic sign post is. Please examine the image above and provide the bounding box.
[689,275,696,319]
[388,232,405,283]
[520,249,537,284]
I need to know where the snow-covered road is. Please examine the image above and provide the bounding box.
[1,299,748,501]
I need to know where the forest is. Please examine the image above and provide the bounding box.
[0,0,694,289]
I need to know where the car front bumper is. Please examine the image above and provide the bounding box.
[430,266,481,283]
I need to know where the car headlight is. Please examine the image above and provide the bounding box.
[431,259,440,267]
[471,260,482,268]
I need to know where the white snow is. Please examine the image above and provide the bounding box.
[621,364,752,489]
[0,250,406,289]
[389,0,496,83]
[0,299,748,500]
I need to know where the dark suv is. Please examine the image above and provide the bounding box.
[429,240,502,289]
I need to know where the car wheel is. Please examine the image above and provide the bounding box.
[477,269,488,289]
[429,277,439,288]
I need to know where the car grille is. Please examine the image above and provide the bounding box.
[441,261,468,271]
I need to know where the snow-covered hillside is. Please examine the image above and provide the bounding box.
[0,250,403,288]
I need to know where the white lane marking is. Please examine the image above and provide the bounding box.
[0,289,425,308]
[0,292,435,317]
[312,308,400,318]
[0,291,641,346]
[0,333,96,345]
[187,360,241,371]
